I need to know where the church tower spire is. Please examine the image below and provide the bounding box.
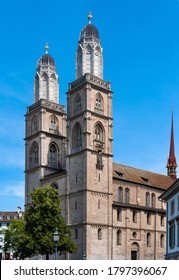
[167,110,177,179]
[34,44,59,103]
[76,12,103,79]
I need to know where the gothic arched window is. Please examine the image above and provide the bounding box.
[72,123,82,152]
[86,44,93,74]
[118,187,123,203]
[77,47,83,78]
[151,193,156,208]
[34,74,40,102]
[30,142,39,168]
[74,94,82,113]
[41,72,48,99]
[124,188,130,203]
[50,115,58,130]
[95,93,103,113]
[31,115,38,133]
[48,143,58,168]
[117,230,122,245]
[146,192,150,207]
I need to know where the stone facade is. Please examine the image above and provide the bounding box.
[25,14,174,260]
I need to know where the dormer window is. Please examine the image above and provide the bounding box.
[141,177,149,183]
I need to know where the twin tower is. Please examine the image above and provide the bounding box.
[25,13,113,259]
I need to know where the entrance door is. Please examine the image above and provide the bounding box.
[131,250,137,260]
[131,242,139,260]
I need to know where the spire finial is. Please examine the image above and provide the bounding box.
[88,11,92,23]
[45,42,49,54]
[167,109,177,179]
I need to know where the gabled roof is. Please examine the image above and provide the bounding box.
[113,162,175,190]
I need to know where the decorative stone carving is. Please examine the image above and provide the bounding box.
[84,112,92,120]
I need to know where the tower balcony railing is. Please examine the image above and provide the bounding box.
[69,73,111,91]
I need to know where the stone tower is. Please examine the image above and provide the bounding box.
[25,45,66,204]
[66,13,113,259]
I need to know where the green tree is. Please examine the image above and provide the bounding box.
[3,186,77,259]
[25,186,77,259]
[3,219,35,259]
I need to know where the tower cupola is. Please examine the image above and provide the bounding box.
[34,43,59,103]
[76,12,103,79]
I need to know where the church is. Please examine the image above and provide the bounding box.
[25,12,176,260]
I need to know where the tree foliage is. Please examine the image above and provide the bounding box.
[4,186,77,259]
[3,219,35,259]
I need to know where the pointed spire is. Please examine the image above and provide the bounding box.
[167,109,177,179]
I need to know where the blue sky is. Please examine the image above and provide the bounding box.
[0,0,179,211]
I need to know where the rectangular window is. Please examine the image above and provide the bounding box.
[160,214,165,226]
[147,213,151,225]
[117,208,122,221]
[169,222,175,249]
[171,200,175,216]
[178,196,179,212]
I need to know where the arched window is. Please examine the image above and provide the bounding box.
[117,230,122,245]
[117,208,122,221]
[146,192,150,207]
[151,193,155,208]
[31,115,38,132]
[118,187,123,202]
[72,123,82,152]
[95,93,103,113]
[34,74,39,102]
[124,188,130,203]
[77,47,83,78]
[94,123,104,149]
[147,233,151,247]
[41,72,48,99]
[50,74,57,102]
[48,143,58,168]
[30,142,39,168]
[50,115,58,130]
[132,210,137,223]
[74,94,81,113]
[147,213,151,225]
[86,44,93,74]
[160,234,164,247]
[98,228,102,240]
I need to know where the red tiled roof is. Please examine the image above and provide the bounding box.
[0,211,24,222]
[113,162,175,190]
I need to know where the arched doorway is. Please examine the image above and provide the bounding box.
[131,242,139,260]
